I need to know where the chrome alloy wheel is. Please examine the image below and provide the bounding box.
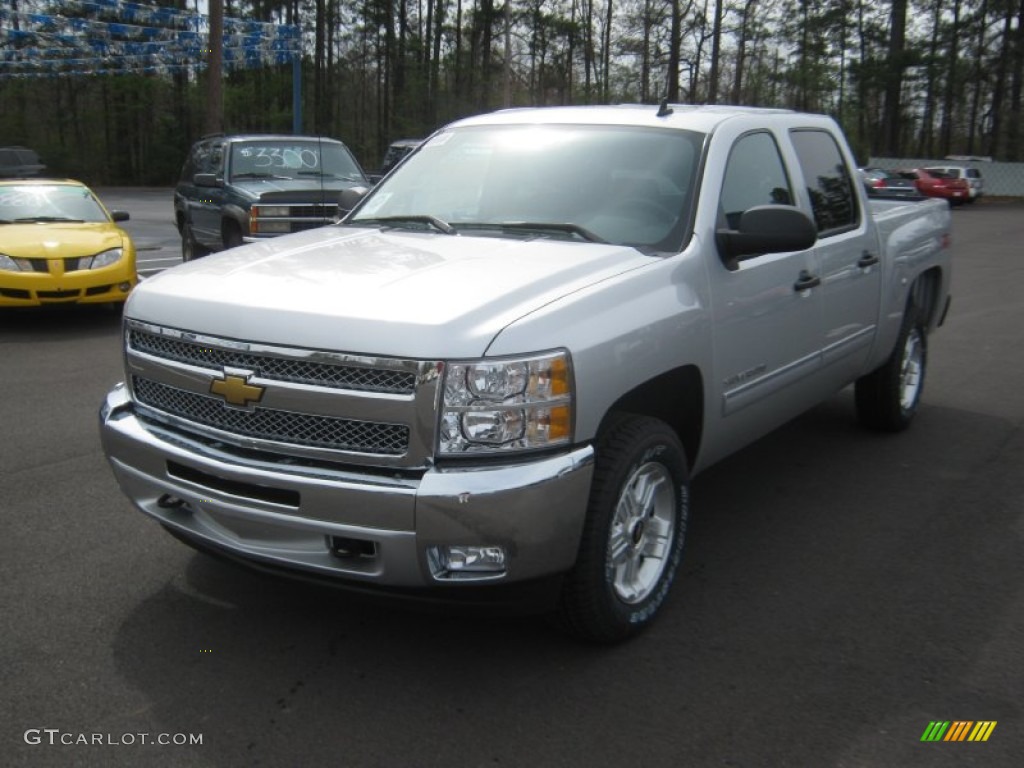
[899,327,924,412]
[607,462,676,604]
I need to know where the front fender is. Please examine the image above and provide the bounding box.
[485,242,712,446]
[222,203,252,237]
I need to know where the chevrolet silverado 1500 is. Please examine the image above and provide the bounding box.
[101,105,952,642]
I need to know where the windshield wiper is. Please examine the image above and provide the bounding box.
[354,215,457,235]
[14,216,85,223]
[456,221,607,244]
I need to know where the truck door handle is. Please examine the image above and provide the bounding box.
[857,251,880,269]
[793,270,821,292]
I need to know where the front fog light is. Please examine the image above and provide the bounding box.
[427,545,507,580]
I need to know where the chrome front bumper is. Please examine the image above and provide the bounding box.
[100,384,594,588]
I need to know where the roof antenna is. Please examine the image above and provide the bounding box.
[657,98,674,118]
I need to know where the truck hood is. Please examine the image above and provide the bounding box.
[231,178,365,202]
[128,226,654,358]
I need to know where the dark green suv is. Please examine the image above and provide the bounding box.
[174,134,369,260]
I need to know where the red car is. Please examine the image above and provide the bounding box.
[896,168,970,205]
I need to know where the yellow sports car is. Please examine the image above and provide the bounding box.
[0,179,137,307]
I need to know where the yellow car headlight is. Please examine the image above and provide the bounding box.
[0,253,23,271]
[86,248,123,269]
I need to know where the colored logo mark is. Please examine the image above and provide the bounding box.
[921,721,997,742]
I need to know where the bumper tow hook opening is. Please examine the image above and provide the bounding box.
[328,536,377,559]
[157,494,188,510]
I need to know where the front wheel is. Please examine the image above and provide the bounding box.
[181,220,210,262]
[855,304,927,432]
[557,415,690,643]
[223,221,244,250]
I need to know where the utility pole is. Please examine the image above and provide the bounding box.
[205,0,224,134]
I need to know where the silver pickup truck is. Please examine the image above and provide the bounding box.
[100,105,952,642]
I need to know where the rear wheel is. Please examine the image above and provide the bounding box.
[855,304,927,432]
[557,414,690,643]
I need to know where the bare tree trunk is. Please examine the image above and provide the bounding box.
[641,0,651,102]
[1008,0,1024,160]
[602,0,614,102]
[431,0,446,125]
[583,0,594,100]
[918,0,941,156]
[987,1,1014,157]
[707,0,723,104]
[205,0,224,134]
[882,0,907,155]
[733,0,758,104]
[667,0,681,101]
[967,0,989,154]
[940,0,963,155]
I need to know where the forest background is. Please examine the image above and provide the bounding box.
[1,0,1023,185]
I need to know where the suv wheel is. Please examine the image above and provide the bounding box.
[223,222,244,250]
[181,221,210,262]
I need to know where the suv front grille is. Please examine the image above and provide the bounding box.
[132,377,410,456]
[128,328,416,394]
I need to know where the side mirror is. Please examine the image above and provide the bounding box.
[194,173,222,188]
[716,205,818,270]
[110,210,130,222]
[337,186,370,219]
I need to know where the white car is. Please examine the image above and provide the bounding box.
[924,165,984,202]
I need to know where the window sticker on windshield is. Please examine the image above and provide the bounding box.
[360,192,391,216]
[239,146,320,169]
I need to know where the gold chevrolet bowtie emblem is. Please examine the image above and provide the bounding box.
[209,373,265,408]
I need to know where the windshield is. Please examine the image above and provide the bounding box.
[0,184,108,223]
[351,124,703,252]
[229,141,364,181]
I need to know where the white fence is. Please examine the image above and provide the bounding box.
[868,158,1024,197]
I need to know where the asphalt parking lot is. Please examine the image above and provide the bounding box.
[2,199,1022,767]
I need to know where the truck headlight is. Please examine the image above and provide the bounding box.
[252,205,289,218]
[439,350,574,454]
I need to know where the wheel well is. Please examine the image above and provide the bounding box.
[599,365,704,470]
[910,267,943,329]
[221,217,243,244]
[221,218,240,235]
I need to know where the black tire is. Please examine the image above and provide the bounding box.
[223,221,244,250]
[181,220,209,262]
[855,304,927,432]
[557,414,690,643]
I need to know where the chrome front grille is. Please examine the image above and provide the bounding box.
[128,328,416,394]
[132,377,410,455]
[124,321,441,467]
